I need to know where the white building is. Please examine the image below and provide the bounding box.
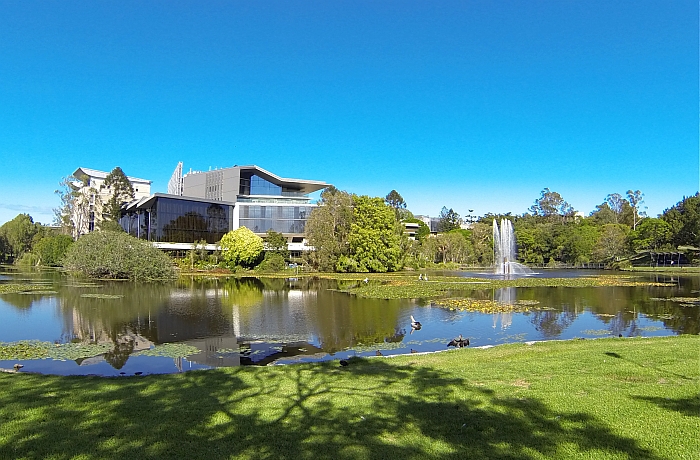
[71,167,152,236]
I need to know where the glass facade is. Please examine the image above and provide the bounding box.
[121,197,230,244]
[240,173,283,196]
[239,205,313,234]
[120,196,316,243]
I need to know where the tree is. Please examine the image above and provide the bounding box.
[264,229,289,260]
[305,186,354,271]
[346,195,404,272]
[219,226,264,268]
[626,190,646,230]
[384,190,407,220]
[54,174,99,239]
[437,207,462,232]
[102,167,135,224]
[33,234,74,266]
[62,231,175,280]
[592,224,630,262]
[0,214,40,260]
[529,188,575,220]
[628,218,672,251]
[661,193,700,247]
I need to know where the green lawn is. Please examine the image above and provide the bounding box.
[1,336,698,460]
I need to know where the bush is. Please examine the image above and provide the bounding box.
[220,227,264,268]
[256,252,286,272]
[63,231,176,281]
[33,234,74,266]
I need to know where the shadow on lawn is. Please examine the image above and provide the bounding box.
[0,359,662,460]
[632,395,700,418]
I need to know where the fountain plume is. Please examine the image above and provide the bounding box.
[493,219,533,275]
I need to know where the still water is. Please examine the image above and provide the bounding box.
[0,266,697,376]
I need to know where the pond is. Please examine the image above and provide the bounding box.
[0,266,698,376]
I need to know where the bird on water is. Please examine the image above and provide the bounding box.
[447,335,469,348]
[410,315,422,331]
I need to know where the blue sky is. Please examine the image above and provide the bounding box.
[0,0,697,226]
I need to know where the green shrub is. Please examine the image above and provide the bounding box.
[15,252,40,266]
[220,227,264,267]
[63,231,175,281]
[33,234,74,266]
[256,252,286,272]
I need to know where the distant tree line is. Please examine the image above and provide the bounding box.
[2,173,698,274]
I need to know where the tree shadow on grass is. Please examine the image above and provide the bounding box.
[631,395,700,418]
[0,358,664,460]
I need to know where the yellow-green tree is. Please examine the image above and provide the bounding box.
[220,226,264,267]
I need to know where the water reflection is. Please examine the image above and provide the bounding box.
[0,266,697,376]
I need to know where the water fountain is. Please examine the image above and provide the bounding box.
[493,219,533,275]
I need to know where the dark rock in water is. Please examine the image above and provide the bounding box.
[411,349,418,353]
[134,372,143,376]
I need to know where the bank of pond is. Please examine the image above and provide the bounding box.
[0,266,698,376]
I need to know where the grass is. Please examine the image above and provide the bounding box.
[1,336,698,459]
[622,266,700,273]
[334,274,677,300]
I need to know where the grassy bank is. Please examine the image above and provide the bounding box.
[1,336,698,459]
[622,266,700,273]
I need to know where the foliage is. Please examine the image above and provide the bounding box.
[345,196,404,272]
[592,224,630,262]
[661,193,700,248]
[528,188,575,219]
[63,231,176,280]
[264,229,289,260]
[102,167,135,224]
[219,227,264,268]
[33,234,74,266]
[626,189,646,230]
[305,186,354,271]
[0,214,42,261]
[628,218,672,251]
[385,189,407,219]
[54,174,98,239]
[256,252,286,272]
[437,206,462,232]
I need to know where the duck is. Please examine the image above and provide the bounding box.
[13,363,23,370]
[339,359,349,367]
[410,315,422,331]
[375,350,383,356]
[447,335,469,348]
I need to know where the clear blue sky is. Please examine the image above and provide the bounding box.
[1,0,697,226]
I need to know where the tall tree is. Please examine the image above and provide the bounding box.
[264,229,289,260]
[345,195,404,272]
[54,174,99,239]
[626,190,646,230]
[384,190,407,220]
[0,214,40,259]
[661,193,700,247]
[529,188,575,220]
[592,224,630,262]
[305,186,354,271]
[437,206,462,232]
[102,167,135,224]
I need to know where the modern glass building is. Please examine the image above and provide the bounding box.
[120,164,328,250]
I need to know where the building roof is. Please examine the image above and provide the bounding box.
[186,164,329,195]
[73,167,152,185]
